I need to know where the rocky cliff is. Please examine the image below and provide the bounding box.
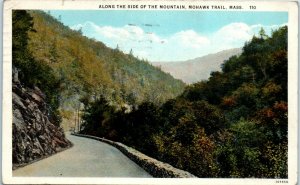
[12,67,72,169]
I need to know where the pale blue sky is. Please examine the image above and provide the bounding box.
[49,11,288,61]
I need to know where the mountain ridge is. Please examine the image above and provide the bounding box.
[151,48,242,84]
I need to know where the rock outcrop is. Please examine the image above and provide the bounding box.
[12,67,72,169]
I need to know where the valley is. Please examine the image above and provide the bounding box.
[12,10,288,178]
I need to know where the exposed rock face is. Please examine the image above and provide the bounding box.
[12,67,72,169]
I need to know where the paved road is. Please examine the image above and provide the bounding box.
[13,133,152,177]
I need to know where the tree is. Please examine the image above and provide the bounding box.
[80,96,113,136]
[116,44,120,51]
[13,10,62,125]
[215,120,266,177]
[129,48,133,56]
[12,10,35,82]
[259,27,268,39]
[49,37,58,63]
[192,100,226,135]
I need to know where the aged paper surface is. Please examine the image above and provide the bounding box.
[2,0,298,184]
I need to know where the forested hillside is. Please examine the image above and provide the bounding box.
[81,26,288,178]
[27,11,185,111]
[12,10,72,168]
[15,9,288,178]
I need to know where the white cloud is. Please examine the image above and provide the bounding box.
[169,30,210,49]
[71,22,286,62]
[214,23,252,44]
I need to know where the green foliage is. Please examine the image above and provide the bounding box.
[27,10,185,111]
[81,96,114,136]
[12,10,61,125]
[215,120,266,177]
[215,119,287,178]
[79,26,288,178]
[154,126,217,177]
[14,10,287,178]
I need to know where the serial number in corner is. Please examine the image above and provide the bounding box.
[276,180,288,183]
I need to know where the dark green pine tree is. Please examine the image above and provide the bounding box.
[12,10,62,125]
[12,10,36,85]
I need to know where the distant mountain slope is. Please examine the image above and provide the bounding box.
[27,11,185,109]
[152,48,242,84]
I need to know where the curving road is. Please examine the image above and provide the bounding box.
[13,133,152,177]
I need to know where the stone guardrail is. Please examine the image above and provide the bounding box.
[71,133,196,178]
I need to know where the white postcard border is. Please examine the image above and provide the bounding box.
[2,0,298,184]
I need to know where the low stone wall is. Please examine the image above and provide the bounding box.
[72,133,196,178]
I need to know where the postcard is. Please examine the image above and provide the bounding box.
[2,0,298,184]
